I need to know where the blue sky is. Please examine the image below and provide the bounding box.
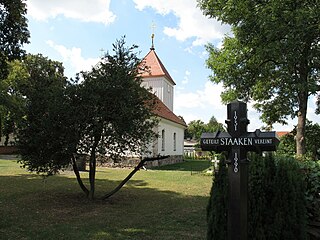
[24,0,318,132]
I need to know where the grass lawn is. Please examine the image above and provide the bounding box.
[0,159,213,240]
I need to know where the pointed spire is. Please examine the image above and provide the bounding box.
[151,33,155,50]
[150,21,156,50]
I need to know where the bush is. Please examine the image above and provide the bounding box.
[300,160,320,239]
[207,157,228,240]
[207,154,307,240]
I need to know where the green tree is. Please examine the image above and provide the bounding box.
[0,0,29,79]
[74,37,158,199]
[206,115,225,133]
[278,120,320,160]
[198,0,320,156]
[186,120,207,140]
[18,38,159,200]
[18,54,70,175]
[0,0,29,140]
[0,60,29,145]
[186,116,225,141]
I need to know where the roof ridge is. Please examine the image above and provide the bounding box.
[152,96,186,127]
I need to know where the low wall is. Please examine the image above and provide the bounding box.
[99,155,184,168]
[0,146,18,155]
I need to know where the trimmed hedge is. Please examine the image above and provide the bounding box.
[207,157,228,239]
[207,154,307,240]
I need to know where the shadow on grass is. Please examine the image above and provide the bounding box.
[0,172,209,240]
[151,159,212,172]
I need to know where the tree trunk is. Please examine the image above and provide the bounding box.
[88,136,100,200]
[296,91,308,157]
[71,154,89,197]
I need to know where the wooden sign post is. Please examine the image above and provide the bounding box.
[201,101,279,240]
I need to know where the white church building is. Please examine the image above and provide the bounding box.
[139,43,187,167]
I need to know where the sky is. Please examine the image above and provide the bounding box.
[24,0,318,132]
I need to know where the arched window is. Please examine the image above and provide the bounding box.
[173,132,176,151]
[161,129,165,151]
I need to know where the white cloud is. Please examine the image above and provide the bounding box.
[46,40,99,75]
[27,0,116,25]
[182,70,191,84]
[174,81,226,123]
[173,81,313,131]
[133,0,230,46]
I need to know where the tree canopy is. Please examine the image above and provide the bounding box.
[17,54,70,175]
[0,0,29,79]
[0,0,29,141]
[198,0,320,155]
[18,38,159,199]
[185,116,225,140]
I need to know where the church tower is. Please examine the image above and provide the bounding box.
[140,34,175,111]
[139,33,186,166]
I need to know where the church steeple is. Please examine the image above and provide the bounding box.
[140,30,176,111]
[150,22,156,50]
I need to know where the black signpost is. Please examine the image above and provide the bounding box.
[201,101,279,240]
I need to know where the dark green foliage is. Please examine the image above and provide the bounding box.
[0,0,29,79]
[185,116,225,140]
[17,38,159,199]
[17,54,70,175]
[207,157,228,240]
[248,153,276,240]
[198,0,320,155]
[76,37,158,160]
[277,121,320,160]
[207,154,307,240]
[0,0,29,139]
[277,133,296,157]
[300,160,320,239]
[269,156,306,240]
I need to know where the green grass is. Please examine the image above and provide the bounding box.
[0,159,212,240]
[151,159,212,172]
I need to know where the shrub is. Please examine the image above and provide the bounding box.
[300,160,320,239]
[207,157,228,240]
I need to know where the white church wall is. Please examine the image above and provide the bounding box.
[141,77,174,111]
[156,118,185,156]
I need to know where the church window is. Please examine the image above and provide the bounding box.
[173,132,176,151]
[161,129,165,151]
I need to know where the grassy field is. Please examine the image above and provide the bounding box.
[0,159,213,240]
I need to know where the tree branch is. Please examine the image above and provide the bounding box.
[101,155,169,200]
[72,154,89,197]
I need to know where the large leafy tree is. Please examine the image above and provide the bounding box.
[73,38,158,199]
[18,54,70,175]
[0,60,29,145]
[198,0,320,156]
[18,38,159,200]
[0,0,29,140]
[0,0,29,79]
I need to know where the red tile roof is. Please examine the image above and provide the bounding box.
[276,131,290,137]
[152,97,187,127]
[140,49,176,85]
